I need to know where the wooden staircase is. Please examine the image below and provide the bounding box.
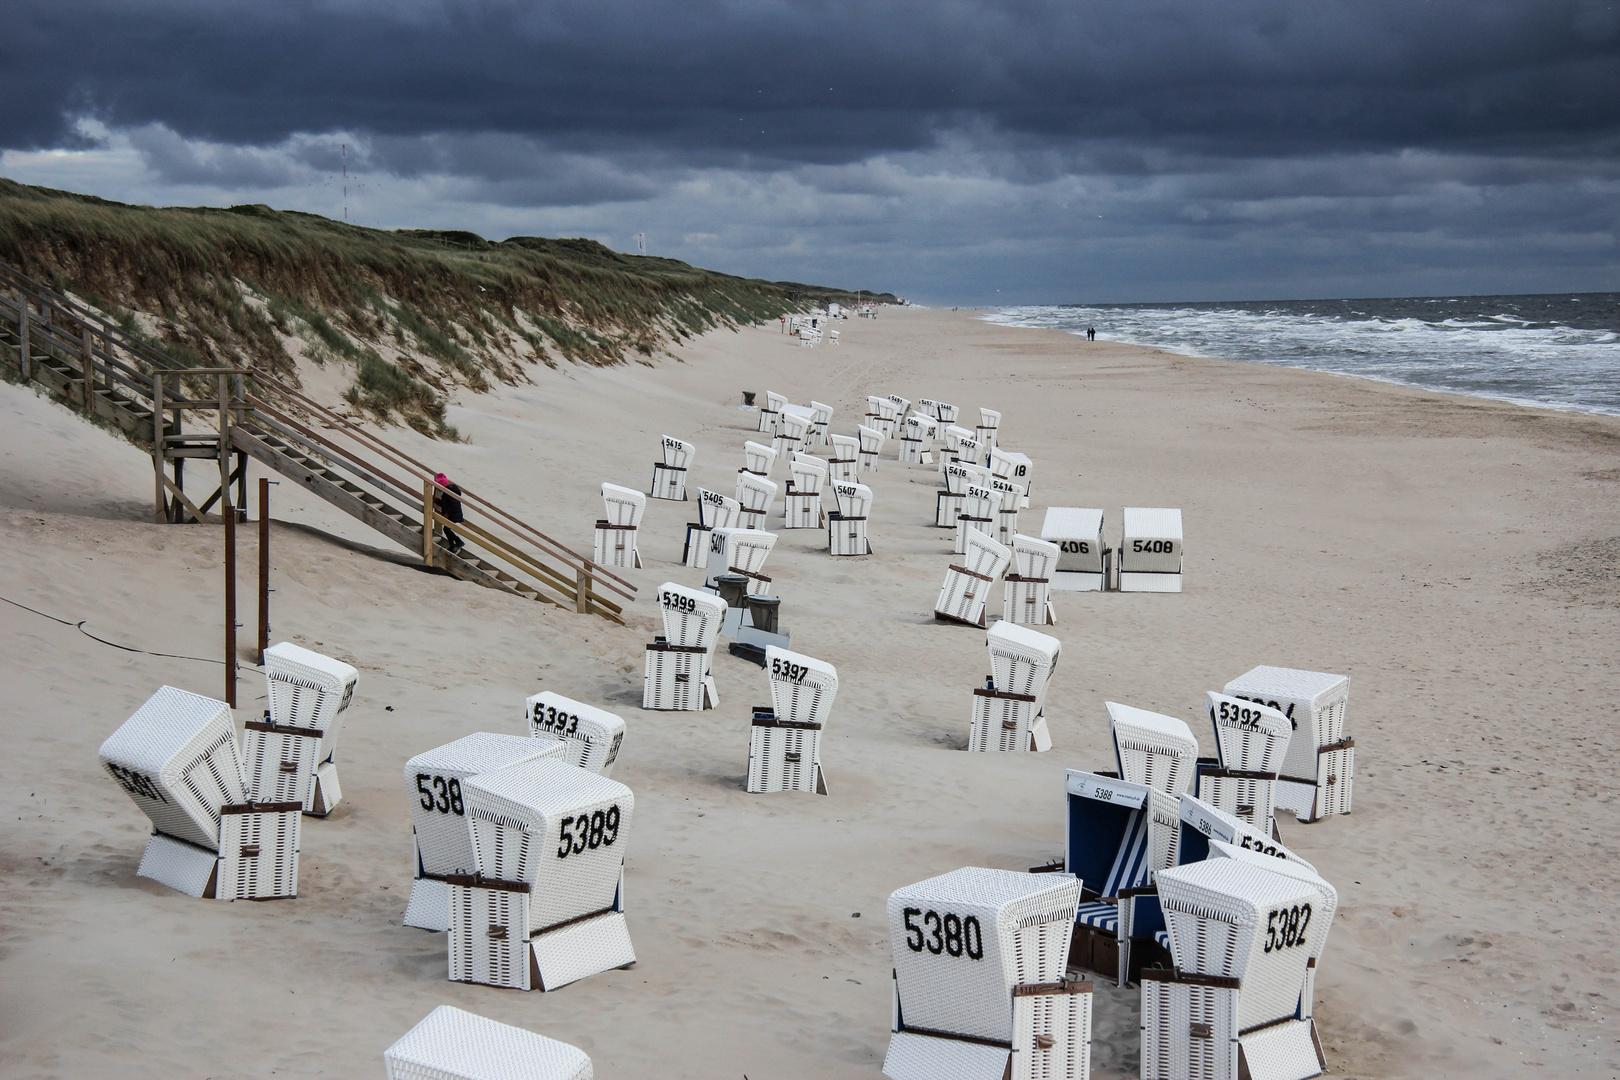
[0,261,634,622]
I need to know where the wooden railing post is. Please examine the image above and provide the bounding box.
[576,566,590,614]
[152,373,166,522]
[258,477,271,664]
[224,489,238,709]
[422,478,436,567]
[16,296,29,380]
[81,326,93,408]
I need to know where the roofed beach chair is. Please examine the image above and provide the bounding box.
[936,527,1012,628]
[774,406,812,460]
[954,484,999,555]
[526,692,627,776]
[383,1005,592,1080]
[1108,702,1199,796]
[1064,769,1181,985]
[990,447,1034,507]
[827,432,861,484]
[741,439,777,478]
[684,488,741,568]
[884,867,1090,1080]
[1004,533,1059,625]
[705,527,777,596]
[969,622,1059,753]
[897,413,929,464]
[798,323,821,346]
[1223,667,1353,823]
[1140,857,1330,1080]
[828,328,840,345]
[759,390,787,434]
[258,641,358,816]
[784,453,827,529]
[940,424,979,473]
[734,471,778,530]
[1041,508,1110,591]
[748,645,837,794]
[936,401,961,425]
[594,483,645,569]
[403,733,566,932]
[1118,507,1183,592]
[990,476,1024,543]
[651,435,693,501]
[644,582,727,711]
[451,758,635,992]
[975,407,1001,452]
[936,460,970,527]
[100,685,297,901]
[857,423,886,471]
[829,480,874,555]
[1198,693,1293,839]
[808,400,834,446]
[888,393,912,420]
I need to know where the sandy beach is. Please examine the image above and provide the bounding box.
[2,306,1617,1079]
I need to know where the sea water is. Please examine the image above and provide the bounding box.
[983,294,1620,416]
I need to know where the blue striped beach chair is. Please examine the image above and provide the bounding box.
[1065,770,1163,986]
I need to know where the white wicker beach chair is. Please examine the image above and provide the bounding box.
[829,480,873,556]
[651,435,694,501]
[989,447,1033,505]
[1003,534,1060,625]
[828,328,840,345]
[526,693,627,776]
[774,406,812,460]
[968,622,1060,752]
[1118,508,1183,593]
[1141,858,1329,1080]
[1108,702,1199,796]
[403,733,566,931]
[917,397,944,421]
[955,484,999,555]
[798,324,821,346]
[936,402,961,425]
[759,390,787,434]
[452,758,635,993]
[384,1005,592,1080]
[644,582,727,711]
[827,433,861,484]
[1176,793,1316,870]
[884,867,1090,1080]
[733,472,778,530]
[1223,667,1352,823]
[990,477,1024,544]
[747,646,837,794]
[808,400,834,446]
[784,454,827,529]
[100,685,302,901]
[594,483,645,569]
[741,439,777,477]
[976,407,1001,451]
[936,528,1012,628]
[684,488,740,568]
[857,424,886,471]
[897,414,928,464]
[888,394,912,419]
[1198,694,1293,838]
[254,642,359,816]
[705,527,777,597]
[1041,508,1109,592]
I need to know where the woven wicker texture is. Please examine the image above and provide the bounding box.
[989,447,1032,485]
[834,482,873,519]
[829,513,870,556]
[784,493,824,529]
[659,435,694,469]
[651,463,687,501]
[705,527,776,586]
[652,582,726,649]
[529,910,636,991]
[643,645,712,711]
[889,868,1079,1044]
[1002,577,1053,626]
[384,1004,592,1080]
[408,734,566,878]
[1207,840,1338,1020]
[449,882,530,989]
[264,642,358,741]
[599,483,645,528]
[1120,507,1184,573]
[1108,702,1199,796]
[1041,508,1106,575]
[218,807,300,900]
[734,472,778,518]
[1196,771,1278,839]
[241,726,319,804]
[1178,795,1316,871]
[987,622,1060,697]
[766,647,838,726]
[696,488,742,530]
[464,758,632,929]
[742,440,777,475]
[828,432,859,460]
[936,567,991,625]
[1154,860,1321,1031]
[99,685,247,850]
[1011,534,1060,579]
[1011,984,1093,1080]
[136,833,220,897]
[1223,667,1350,791]
[968,691,1036,752]
[961,527,1012,578]
[746,722,822,793]
[790,456,827,495]
[882,1030,1008,1080]
[1238,1019,1323,1080]
[525,693,627,776]
[1206,693,1292,774]
[979,407,1002,429]
[1140,979,1240,1080]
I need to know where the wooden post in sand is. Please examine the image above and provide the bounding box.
[258,477,271,664]
[422,478,436,568]
[16,295,30,380]
[224,490,237,708]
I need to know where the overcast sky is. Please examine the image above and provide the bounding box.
[2,1,1617,304]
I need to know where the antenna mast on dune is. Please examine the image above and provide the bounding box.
[342,143,348,222]
[637,233,645,255]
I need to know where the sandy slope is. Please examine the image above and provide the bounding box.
[2,307,1617,1079]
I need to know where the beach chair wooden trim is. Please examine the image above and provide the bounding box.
[972,686,1038,703]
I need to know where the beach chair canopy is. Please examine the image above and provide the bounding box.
[600,483,646,528]
[961,526,1013,579]
[1107,702,1199,796]
[525,692,628,776]
[653,581,727,648]
[1207,839,1338,964]
[659,435,694,469]
[1065,770,1152,902]
[990,477,1024,512]
[789,455,827,494]
[742,440,777,475]
[696,488,741,530]
[828,433,859,460]
[961,484,998,523]
[989,448,1032,485]
[264,641,358,752]
[1223,665,1350,781]
[1120,507,1184,572]
[706,528,777,582]
[99,685,248,850]
[833,481,873,519]
[887,867,1079,1044]
[1206,692,1292,774]
[734,472,778,513]
[857,424,885,453]
[383,1005,592,1080]
[406,733,565,879]
[1176,794,1315,871]
[810,400,834,425]
[1011,534,1061,580]
[978,407,1001,429]
[1041,508,1106,575]
[765,645,838,727]
[986,621,1060,697]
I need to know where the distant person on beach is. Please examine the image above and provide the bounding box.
[1087,326,1096,340]
[433,472,465,554]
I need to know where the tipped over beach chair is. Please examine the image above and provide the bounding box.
[651,435,693,501]
[884,867,1090,1080]
[526,692,627,776]
[100,685,297,901]
[827,433,861,484]
[734,471,778,530]
[829,480,874,556]
[969,621,1059,752]
[1118,508,1183,592]
[741,439,777,478]
[384,1005,592,1080]
[759,390,787,434]
[954,484,999,555]
[258,641,358,816]
[784,454,827,529]
[644,582,727,711]
[685,488,742,567]
[1108,702,1200,797]
[857,424,886,471]
[935,527,1011,628]
[1004,534,1059,625]
[774,406,813,460]
[808,400,834,446]
[451,758,635,992]
[403,733,566,932]
[594,483,645,569]
[1041,508,1109,591]
[1198,693,1293,839]
[748,645,837,794]
[1223,667,1352,823]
